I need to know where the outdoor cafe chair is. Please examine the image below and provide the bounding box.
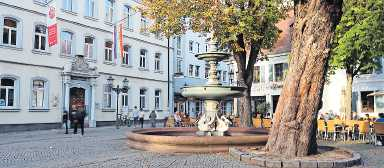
[317,120,327,139]
[358,121,370,142]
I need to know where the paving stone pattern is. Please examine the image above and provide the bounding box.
[0,127,254,168]
[0,127,383,168]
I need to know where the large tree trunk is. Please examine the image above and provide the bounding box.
[344,72,353,120]
[239,87,253,127]
[265,0,343,157]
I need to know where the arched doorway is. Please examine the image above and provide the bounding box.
[69,87,85,116]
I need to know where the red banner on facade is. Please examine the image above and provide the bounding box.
[48,24,57,46]
[47,4,57,47]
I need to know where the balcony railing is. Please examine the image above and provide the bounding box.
[252,81,284,92]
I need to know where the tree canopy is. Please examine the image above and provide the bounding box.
[140,0,288,127]
[330,0,384,76]
[140,0,287,52]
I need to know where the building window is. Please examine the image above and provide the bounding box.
[2,18,18,46]
[155,90,161,110]
[176,59,182,74]
[154,31,162,40]
[274,63,288,82]
[85,0,95,17]
[124,5,132,29]
[62,0,74,11]
[84,36,94,58]
[205,67,209,79]
[0,78,15,107]
[229,69,234,84]
[195,66,200,77]
[103,84,112,108]
[155,53,161,71]
[105,0,113,22]
[361,91,374,113]
[122,45,130,65]
[195,101,201,116]
[104,41,113,62]
[34,25,47,51]
[31,80,46,108]
[140,15,149,33]
[188,65,194,77]
[253,66,265,83]
[217,70,222,80]
[196,42,200,53]
[223,71,227,81]
[189,41,193,52]
[140,49,147,68]
[176,36,181,49]
[121,93,128,108]
[60,31,73,55]
[140,89,146,109]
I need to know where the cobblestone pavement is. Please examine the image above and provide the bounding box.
[0,127,383,168]
[319,141,384,168]
[0,126,253,168]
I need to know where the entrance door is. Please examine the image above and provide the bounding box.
[69,87,86,117]
[272,95,280,115]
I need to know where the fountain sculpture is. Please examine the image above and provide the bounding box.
[127,38,269,153]
[181,38,245,136]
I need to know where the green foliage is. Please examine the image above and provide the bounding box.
[140,0,288,52]
[256,102,270,115]
[330,0,384,77]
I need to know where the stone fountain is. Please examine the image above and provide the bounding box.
[181,39,245,136]
[126,38,269,153]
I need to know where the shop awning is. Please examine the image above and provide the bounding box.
[367,91,384,96]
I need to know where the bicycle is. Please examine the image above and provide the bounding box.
[117,113,133,128]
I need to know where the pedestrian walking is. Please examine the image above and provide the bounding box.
[73,106,86,135]
[149,110,157,128]
[139,109,145,128]
[63,110,69,134]
[133,106,139,128]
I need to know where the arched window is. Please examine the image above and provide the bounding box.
[122,45,130,65]
[154,53,161,71]
[139,49,147,68]
[2,18,18,46]
[154,90,161,110]
[139,88,147,109]
[60,31,73,55]
[84,36,94,58]
[0,78,15,107]
[31,79,48,108]
[34,25,47,51]
[104,41,113,62]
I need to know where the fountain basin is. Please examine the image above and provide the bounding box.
[127,127,268,153]
[195,52,231,62]
[181,85,245,99]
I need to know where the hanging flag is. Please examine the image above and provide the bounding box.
[47,1,57,47]
[113,23,124,64]
[119,23,124,61]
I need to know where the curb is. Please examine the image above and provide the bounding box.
[228,147,361,168]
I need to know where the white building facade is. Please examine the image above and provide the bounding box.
[172,31,233,117]
[0,0,173,132]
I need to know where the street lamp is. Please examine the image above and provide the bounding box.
[107,76,129,129]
